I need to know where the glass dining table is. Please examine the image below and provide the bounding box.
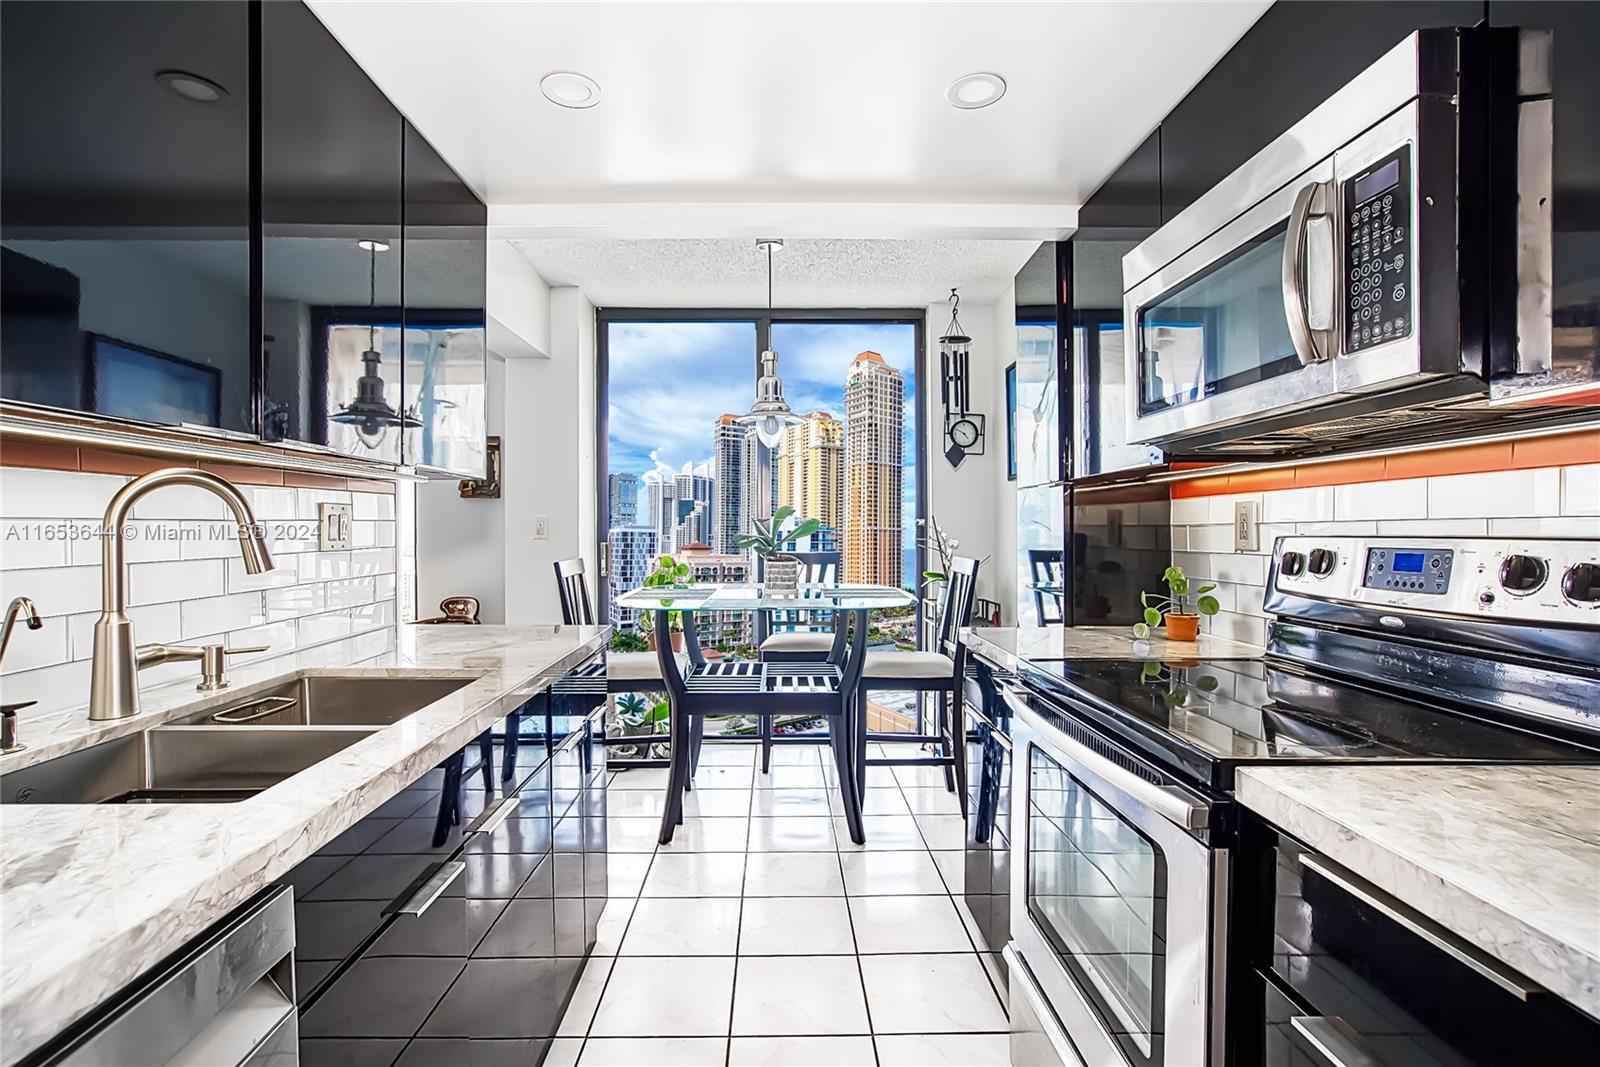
[612,582,916,844]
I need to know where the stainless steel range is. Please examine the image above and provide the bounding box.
[1003,536,1600,1067]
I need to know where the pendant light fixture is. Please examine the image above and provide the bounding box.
[739,238,802,449]
[331,240,421,446]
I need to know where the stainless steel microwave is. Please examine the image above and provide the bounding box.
[1122,28,1556,455]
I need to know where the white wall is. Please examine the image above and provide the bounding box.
[487,240,552,359]
[922,296,1010,619]
[502,286,597,623]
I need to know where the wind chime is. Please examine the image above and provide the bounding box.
[940,288,985,468]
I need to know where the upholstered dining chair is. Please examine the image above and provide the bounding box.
[851,555,980,817]
[754,550,843,772]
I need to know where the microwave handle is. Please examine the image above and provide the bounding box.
[1283,179,1336,365]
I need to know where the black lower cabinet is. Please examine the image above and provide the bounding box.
[961,658,1013,988]
[281,697,606,1067]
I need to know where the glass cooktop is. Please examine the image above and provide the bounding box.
[1017,657,1600,790]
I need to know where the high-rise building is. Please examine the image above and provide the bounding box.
[608,471,638,526]
[843,351,904,586]
[643,463,714,554]
[671,542,752,647]
[606,525,658,632]
[777,410,843,540]
[712,415,752,555]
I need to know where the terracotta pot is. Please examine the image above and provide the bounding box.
[1163,612,1201,642]
[647,630,685,653]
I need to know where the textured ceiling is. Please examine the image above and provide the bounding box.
[309,1,1270,237]
[512,237,1041,308]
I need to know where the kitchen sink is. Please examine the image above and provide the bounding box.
[0,725,377,805]
[175,675,473,729]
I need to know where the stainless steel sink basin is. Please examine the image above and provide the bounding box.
[176,675,473,728]
[0,725,377,804]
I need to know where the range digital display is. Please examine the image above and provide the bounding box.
[1391,551,1426,573]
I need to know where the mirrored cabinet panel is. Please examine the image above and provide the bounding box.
[1013,242,1061,488]
[260,0,404,463]
[402,121,488,477]
[0,0,253,432]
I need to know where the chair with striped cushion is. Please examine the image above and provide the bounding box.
[754,550,843,772]
[851,556,979,817]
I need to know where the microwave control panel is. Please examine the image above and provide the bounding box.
[1343,145,1412,353]
[1364,546,1453,594]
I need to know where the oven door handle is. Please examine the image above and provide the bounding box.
[1002,686,1210,831]
[1289,1015,1384,1067]
[1283,178,1337,365]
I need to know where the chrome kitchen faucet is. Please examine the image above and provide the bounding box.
[89,469,274,721]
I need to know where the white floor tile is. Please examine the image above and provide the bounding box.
[657,817,750,853]
[544,1037,583,1067]
[859,954,1009,1033]
[579,1037,729,1065]
[620,897,742,955]
[606,818,663,853]
[892,764,953,789]
[731,956,870,1036]
[607,854,653,897]
[765,745,823,767]
[642,852,747,897]
[683,789,753,817]
[694,764,755,789]
[834,815,925,851]
[699,744,757,766]
[914,814,969,851]
[839,850,948,895]
[743,853,846,897]
[751,789,833,817]
[747,816,837,852]
[930,850,965,892]
[831,788,910,816]
[555,955,614,1036]
[900,787,964,815]
[739,897,856,955]
[876,1032,1009,1066]
[849,895,974,953]
[610,767,673,790]
[729,1036,877,1066]
[863,767,901,789]
[605,789,667,817]
[593,899,634,955]
[590,956,736,1036]
[757,765,831,789]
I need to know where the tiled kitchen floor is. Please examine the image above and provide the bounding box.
[547,740,1010,1066]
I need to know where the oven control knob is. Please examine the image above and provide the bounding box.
[1307,548,1337,577]
[1499,554,1548,594]
[1561,563,1600,605]
[1280,551,1306,577]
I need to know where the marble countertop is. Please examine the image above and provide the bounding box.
[963,625,1263,672]
[0,623,608,1065]
[1238,764,1600,1020]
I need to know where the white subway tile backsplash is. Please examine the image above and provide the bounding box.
[1374,518,1490,536]
[1427,468,1560,519]
[1262,486,1334,524]
[351,548,396,576]
[326,577,377,610]
[225,555,302,592]
[1561,466,1599,516]
[1186,525,1238,554]
[351,492,396,520]
[1,530,69,570]
[297,551,352,583]
[129,485,233,521]
[0,620,68,673]
[181,592,266,640]
[0,566,103,616]
[65,603,182,661]
[375,573,397,601]
[0,659,91,714]
[297,609,353,645]
[1206,493,1262,524]
[1204,611,1267,647]
[350,600,396,632]
[351,521,396,549]
[1487,516,1600,537]
[294,488,351,516]
[244,486,299,520]
[0,468,126,518]
[1334,478,1429,521]
[1171,497,1211,525]
[264,583,325,622]
[1207,552,1269,587]
[128,559,225,606]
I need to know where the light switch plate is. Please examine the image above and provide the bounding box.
[532,515,549,541]
[319,502,353,551]
[1233,499,1260,552]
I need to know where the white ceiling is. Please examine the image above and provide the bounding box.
[307,1,1270,241]
[513,237,1040,308]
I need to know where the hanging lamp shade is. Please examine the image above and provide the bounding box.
[738,238,801,448]
[330,240,421,445]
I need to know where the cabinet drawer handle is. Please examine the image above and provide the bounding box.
[467,793,519,837]
[385,860,464,917]
[1299,853,1542,999]
[1288,1016,1382,1067]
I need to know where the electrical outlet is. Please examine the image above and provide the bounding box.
[318,502,352,551]
[532,515,549,541]
[1234,499,1260,552]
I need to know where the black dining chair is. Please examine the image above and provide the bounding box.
[1029,548,1065,626]
[851,555,980,817]
[754,550,844,772]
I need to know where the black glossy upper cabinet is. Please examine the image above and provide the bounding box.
[1490,2,1600,392]
[0,1,252,432]
[260,1,404,463]
[402,122,488,478]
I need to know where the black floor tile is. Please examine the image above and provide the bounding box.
[472,899,556,958]
[392,1037,548,1067]
[300,956,465,1038]
[299,1038,407,1067]
[418,958,582,1039]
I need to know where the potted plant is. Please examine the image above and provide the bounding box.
[735,505,821,597]
[638,555,692,652]
[1133,565,1221,642]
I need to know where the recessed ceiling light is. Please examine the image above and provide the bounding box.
[945,72,1006,110]
[540,71,602,109]
[357,239,391,252]
[155,69,228,104]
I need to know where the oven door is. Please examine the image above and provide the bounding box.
[1006,687,1226,1067]
[1122,102,1456,450]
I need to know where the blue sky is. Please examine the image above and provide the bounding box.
[607,319,921,580]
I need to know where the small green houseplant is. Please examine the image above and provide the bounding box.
[1133,565,1220,642]
[638,555,692,651]
[736,505,821,596]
